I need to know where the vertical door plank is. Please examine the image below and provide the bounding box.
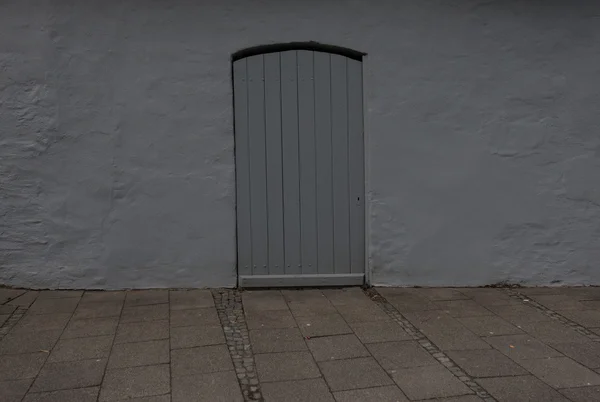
[280,51,302,274]
[330,54,351,274]
[348,58,365,274]
[314,52,335,275]
[233,59,252,276]
[297,51,318,274]
[247,55,269,275]
[264,53,285,275]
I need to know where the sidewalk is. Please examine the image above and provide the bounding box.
[2,286,600,401]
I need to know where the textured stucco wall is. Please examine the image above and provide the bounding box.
[1,0,600,289]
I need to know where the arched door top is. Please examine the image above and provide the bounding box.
[232,41,365,62]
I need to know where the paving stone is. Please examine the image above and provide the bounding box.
[296,314,352,337]
[170,289,214,310]
[485,334,563,361]
[435,396,485,402]
[245,309,297,329]
[250,328,306,353]
[172,371,242,402]
[519,356,600,388]
[242,291,288,311]
[322,288,372,306]
[379,289,440,313]
[349,320,412,343]
[319,356,393,391]
[262,378,334,402]
[37,290,83,299]
[0,379,32,402]
[31,358,106,392]
[391,364,473,400]
[307,334,369,361]
[551,342,600,368]
[108,396,170,402]
[22,387,99,402]
[81,291,126,303]
[530,294,587,310]
[255,351,320,382]
[367,341,437,370]
[108,340,170,369]
[7,291,39,307]
[62,316,119,339]
[521,287,566,295]
[404,311,490,350]
[28,297,79,315]
[413,288,469,301]
[73,302,123,319]
[335,304,390,322]
[518,321,590,344]
[282,289,327,302]
[171,344,233,377]
[170,325,225,349]
[457,315,523,336]
[0,353,46,381]
[477,375,569,401]
[125,290,169,307]
[560,385,600,402]
[115,320,169,344]
[446,349,528,377]
[121,304,169,323]
[0,314,10,326]
[559,309,600,328]
[0,288,25,304]
[170,307,219,327]
[0,304,17,314]
[48,335,113,363]
[487,304,553,326]
[100,364,170,401]
[0,330,61,355]
[333,385,408,402]
[458,288,517,306]
[288,299,338,317]
[10,312,71,333]
[434,300,493,317]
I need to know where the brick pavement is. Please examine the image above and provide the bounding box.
[2,286,600,401]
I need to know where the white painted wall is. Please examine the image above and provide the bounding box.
[2,0,600,289]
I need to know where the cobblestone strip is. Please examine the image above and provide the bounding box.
[364,288,497,402]
[212,289,263,402]
[506,288,600,342]
[0,306,28,340]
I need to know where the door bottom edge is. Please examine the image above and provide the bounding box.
[238,273,364,288]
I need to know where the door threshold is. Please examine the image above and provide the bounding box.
[239,273,364,288]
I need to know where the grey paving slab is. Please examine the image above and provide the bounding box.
[296,314,352,338]
[551,342,600,368]
[115,320,169,344]
[322,287,372,306]
[169,307,219,327]
[242,291,288,311]
[487,304,553,326]
[446,349,528,377]
[7,291,39,307]
[121,304,169,323]
[367,341,438,370]
[379,289,440,313]
[518,320,590,344]
[48,335,113,363]
[520,287,566,295]
[307,334,370,362]
[37,290,83,299]
[282,289,327,302]
[477,375,569,402]
[255,351,320,382]
[250,328,306,353]
[392,364,473,400]
[434,300,493,317]
[245,309,297,329]
[22,387,99,402]
[0,304,17,314]
[0,330,61,355]
[0,353,46,381]
[559,309,600,328]
[81,291,126,303]
[519,356,600,388]
[30,358,106,392]
[108,396,170,402]
[170,325,225,349]
[171,344,233,377]
[457,315,523,336]
[457,288,517,306]
[436,396,485,402]
[485,334,563,361]
[262,378,334,402]
[170,289,214,310]
[349,320,412,343]
[560,385,600,402]
[287,299,338,317]
[333,385,408,402]
[73,302,123,319]
[404,311,490,350]
[0,314,10,326]
[413,288,469,301]
[28,297,79,315]
[62,316,119,339]
[529,294,587,310]
[319,356,393,391]
[172,371,243,402]
[107,339,170,369]
[335,304,390,323]
[0,379,31,402]
[0,288,25,304]
[100,364,170,401]
[10,312,71,333]
[125,290,169,307]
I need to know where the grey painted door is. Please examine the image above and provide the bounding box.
[234,50,364,287]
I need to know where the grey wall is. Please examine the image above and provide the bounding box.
[1,0,599,289]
